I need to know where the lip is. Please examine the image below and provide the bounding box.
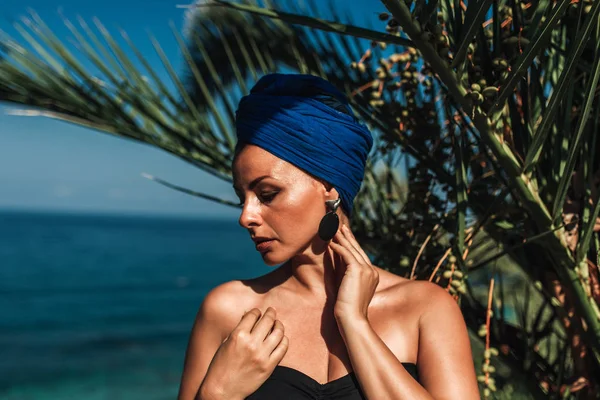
[253,238,275,252]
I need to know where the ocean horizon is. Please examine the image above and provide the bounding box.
[1,208,519,399]
[0,209,270,399]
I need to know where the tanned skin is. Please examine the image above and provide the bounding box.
[178,144,480,400]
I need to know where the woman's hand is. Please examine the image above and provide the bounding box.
[199,307,288,400]
[328,224,379,323]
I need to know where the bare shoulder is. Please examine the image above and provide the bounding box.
[377,273,468,337]
[377,272,478,397]
[197,279,256,339]
[200,265,287,324]
[374,268,456,315]
[400,279,454,307]
[398,281,478,398]
[201,280,247,309]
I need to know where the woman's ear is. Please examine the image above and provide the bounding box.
[323,183,339,200]
[315,178,339,199]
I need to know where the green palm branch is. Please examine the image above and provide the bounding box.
[0,0,422,265]
[3,0,600,397]
[195,0,600,396]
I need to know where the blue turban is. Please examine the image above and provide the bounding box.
[235,73,373,216]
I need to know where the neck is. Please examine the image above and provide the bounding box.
[287,252,336,302]
[282,216,350,305]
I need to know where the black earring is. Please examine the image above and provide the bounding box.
[318,198,341,241]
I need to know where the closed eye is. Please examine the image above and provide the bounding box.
[235,191,279,207]
[259,191,279,204]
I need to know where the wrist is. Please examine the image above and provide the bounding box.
[198,381,239,400]
[335,313,371,345]
[334,309,369,327]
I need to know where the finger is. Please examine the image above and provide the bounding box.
[329,240,358,266]
[341,224,372,266]
[269,335,289,363]
[334,248,347,285]
[339,226,368,265]
[339,224,370,265]
[251,307,277,340]
[333,230,363,264]
[325,245,344,284]
[235,308,262,332]
[263,319,285,352]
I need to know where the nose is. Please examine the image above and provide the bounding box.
[238,200,262,229]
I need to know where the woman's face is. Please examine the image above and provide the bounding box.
[232,144,333,266]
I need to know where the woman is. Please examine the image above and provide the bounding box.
[178,74,480,400]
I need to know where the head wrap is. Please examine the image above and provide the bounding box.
[235,73,373,216]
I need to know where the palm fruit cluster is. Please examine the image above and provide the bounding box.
[349,16,441,153]
[443,254,467,297]
[477,343,499,397]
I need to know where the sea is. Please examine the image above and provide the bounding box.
[0,209,271,400]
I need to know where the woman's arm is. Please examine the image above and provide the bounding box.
[329,225,479,399]
[178,281,289,400]
[336,282,480,400]
[178,283,234,400]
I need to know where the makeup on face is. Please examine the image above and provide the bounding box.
[233,145,332,266]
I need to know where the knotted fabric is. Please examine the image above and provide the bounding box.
[235,73,373,216]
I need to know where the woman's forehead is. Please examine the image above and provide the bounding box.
[234,146,289,179]
[234,144,279,164]
[232,145,311,188]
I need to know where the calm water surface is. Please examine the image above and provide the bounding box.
[0,210,269,400]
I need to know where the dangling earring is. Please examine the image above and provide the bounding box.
[318,197,341,241]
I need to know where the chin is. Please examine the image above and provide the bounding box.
[261,251,288,267]
[260,239,316,267]
[259,243,299,266]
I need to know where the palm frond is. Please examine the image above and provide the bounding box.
[4,0,600,395]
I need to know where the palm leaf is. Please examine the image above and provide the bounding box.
[552,39,600,221]
[193,0,414,47]
[523,0,600,172]
[4,1,600,395]
[0,2,407,235]
[487,0,571,117]
[450,0,495,68]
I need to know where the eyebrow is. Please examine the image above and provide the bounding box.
[233,175,272,191]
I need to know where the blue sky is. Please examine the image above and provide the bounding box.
[0,0,383,218]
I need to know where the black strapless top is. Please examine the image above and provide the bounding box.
[246,363,419,399]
